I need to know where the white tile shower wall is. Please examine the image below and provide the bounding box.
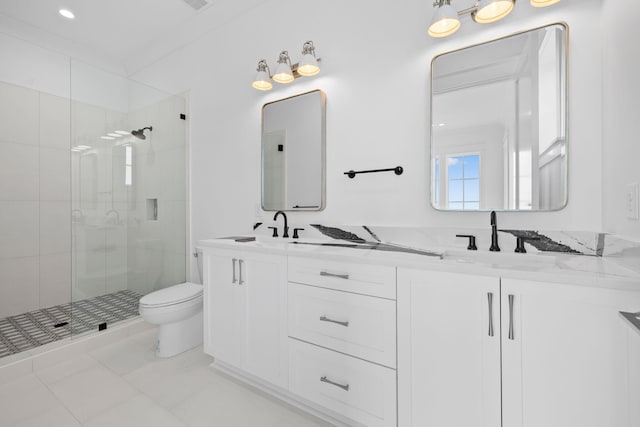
[125,95,187,296]
[0,82,71,317]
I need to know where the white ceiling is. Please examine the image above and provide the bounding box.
[0,0,227,74]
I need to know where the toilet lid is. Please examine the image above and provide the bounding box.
[139,282,203,308]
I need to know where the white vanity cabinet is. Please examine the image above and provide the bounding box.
[287,257,398,427]
[501,278,640,427]
[397,269,501,427]
[398,269,640,427]
[202,247,288,389]
[627,323,640,427]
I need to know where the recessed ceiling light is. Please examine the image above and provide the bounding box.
[107,133,122,138]
[100,136,115,140]
[59,9,75,19]
[115,130,130,135]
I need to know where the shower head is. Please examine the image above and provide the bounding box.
[131,126,153,140]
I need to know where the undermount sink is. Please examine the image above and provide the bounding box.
[443,249,559,269]
[221,235,331,246]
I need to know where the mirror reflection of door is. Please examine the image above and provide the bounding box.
[263,130,287,210]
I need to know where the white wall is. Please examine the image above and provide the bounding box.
[602,0,640,240]
[129,0,608,275]
[0,32,70,98]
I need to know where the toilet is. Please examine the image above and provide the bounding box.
[139,282,204,358]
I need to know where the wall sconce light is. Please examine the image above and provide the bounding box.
[252,60,273,91]
[429,0,559,38]
[273,51,295,84]
[251,41,322,91]
[297,41,320,76]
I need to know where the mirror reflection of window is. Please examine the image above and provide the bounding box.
[447,154,480,210]
[433,157,440,206]
[125,145,133,187]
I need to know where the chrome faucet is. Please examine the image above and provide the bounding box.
[273,211,289,238]
[489,210,500,252]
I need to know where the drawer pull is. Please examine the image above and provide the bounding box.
[319,316,349,327]
[320,376,349,391]
[320,271,350,280]
[238,259,244,285]
[231,258,237,284]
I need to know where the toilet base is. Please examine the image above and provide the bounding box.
[155,309,203,358]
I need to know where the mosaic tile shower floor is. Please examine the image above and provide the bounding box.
[0,290,142,358]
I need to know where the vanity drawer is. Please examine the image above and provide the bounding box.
[288,282,396,368]
[289,339,397,427]
[288,257,396,299]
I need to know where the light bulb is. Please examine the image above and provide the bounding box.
[252,70,272,90]
[530,0,560,7]
[473,0,515,23]
[297,53,320,76]
[429,3,461,38]
[272,52,294,84]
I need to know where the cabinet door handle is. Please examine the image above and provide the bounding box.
[320,376,349,391]
[320,271,349,280]
[319,316,349,327]
[231,258,237,284]
[487,292,494,337]
[508,294,515,340]
[238,259,244,285]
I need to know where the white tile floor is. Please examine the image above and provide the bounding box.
[0,328,333,427]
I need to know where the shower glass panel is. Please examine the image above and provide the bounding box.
[0,70,73,357]
[71,60,186,336]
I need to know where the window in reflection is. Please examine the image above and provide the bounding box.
[125,145,133,186]
[447,154,480,210]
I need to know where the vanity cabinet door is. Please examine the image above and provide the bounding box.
[241,251,288,389]
[501,279,640,427]
[203,248,288,389]
[397,269,501,427]
[628,327,640,427]
[203,249,242,365]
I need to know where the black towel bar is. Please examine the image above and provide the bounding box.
[344,166,403,179]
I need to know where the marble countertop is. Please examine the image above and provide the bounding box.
[620,312,640,337]
[197,224,640,292]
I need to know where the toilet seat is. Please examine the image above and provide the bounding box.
[139,282,203,309]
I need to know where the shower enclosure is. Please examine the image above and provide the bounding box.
[0,58,187,358]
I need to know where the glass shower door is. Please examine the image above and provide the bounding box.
[70,60,186,336]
